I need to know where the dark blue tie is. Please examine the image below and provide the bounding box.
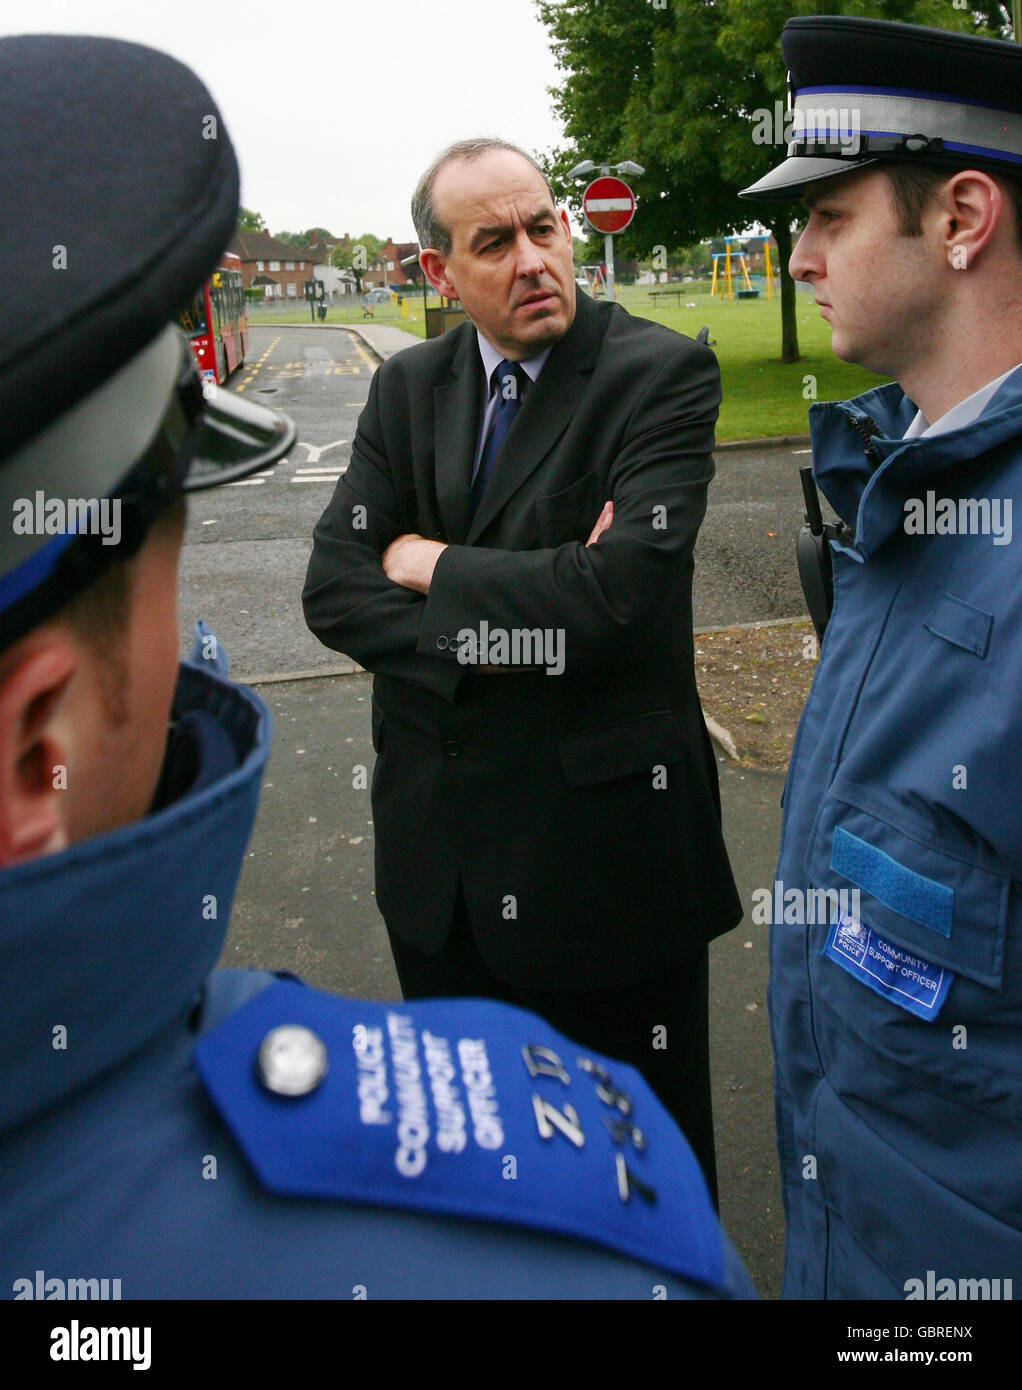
[470,360,527,514]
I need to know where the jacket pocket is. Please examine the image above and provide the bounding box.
[536,472,601,547]
[558,710,685,786]
[924,592,993,658]
[813,1076,1022,1297]
[811,775,1009,989]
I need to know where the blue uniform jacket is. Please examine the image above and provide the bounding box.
[774,366,1022,1299]
[0,648,753,1300]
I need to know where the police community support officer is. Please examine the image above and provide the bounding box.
[0,34,753,1301]
[741,15,1022,1299]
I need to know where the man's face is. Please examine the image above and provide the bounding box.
[426,150,577,360]
[789,166,944,379]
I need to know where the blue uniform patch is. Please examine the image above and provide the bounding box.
[194,981,727,1291]
[822,911,954,1020]
[831,826,953,938]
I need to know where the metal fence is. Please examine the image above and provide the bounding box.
[246,290,437,327]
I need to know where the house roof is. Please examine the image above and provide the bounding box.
[229,230,325,264]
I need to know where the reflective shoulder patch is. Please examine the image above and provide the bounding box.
[822,912,954,1020]
[193,980,726,1292]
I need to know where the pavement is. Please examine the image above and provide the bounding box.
[324,319,420,362]
[221,670,787,1299]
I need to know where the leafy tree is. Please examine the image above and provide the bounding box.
[536,0,1010,362]
[330,233,386,293]
[238,207,266,233]
[274,227,336,248]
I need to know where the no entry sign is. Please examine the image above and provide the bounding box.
[582,176,636,234]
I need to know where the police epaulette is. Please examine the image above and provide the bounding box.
[193,980,726,1290]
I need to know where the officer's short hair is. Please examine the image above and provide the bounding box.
[883,163,1022,251]
[57,498,187,725]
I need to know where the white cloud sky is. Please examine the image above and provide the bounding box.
[2,0,569,242]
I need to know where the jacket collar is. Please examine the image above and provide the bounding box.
[434,325,485,545]
[433,290,605,544]
[0,661,270,1134]
[810,367,1022,556]
[469,290,604,541]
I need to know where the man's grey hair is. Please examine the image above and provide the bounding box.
[411,138,557,255]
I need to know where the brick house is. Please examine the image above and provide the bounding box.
[364,238,421,291]
[228,231,327,301]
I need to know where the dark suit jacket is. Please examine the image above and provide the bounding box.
[303,290,741,989]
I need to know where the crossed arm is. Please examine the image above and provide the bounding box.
[302,339,719,695]
[381,501,615,593]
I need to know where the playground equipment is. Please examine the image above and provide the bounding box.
[710,234,776,300]
[580,264,610,296]
[710,237,753,300]
[744,234,776,299]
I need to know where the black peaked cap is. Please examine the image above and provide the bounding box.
[783,15,1022,112]
[1,33,241,460]
[740,16,1022,199]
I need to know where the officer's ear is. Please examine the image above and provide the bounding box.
[0,633,77,866]
[934,169,1005,270]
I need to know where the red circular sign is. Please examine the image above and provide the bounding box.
[582,176,636,234]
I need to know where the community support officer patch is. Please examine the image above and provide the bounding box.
[822,911,954,1021]
[193,981,726,1290]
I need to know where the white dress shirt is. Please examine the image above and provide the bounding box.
[904,362,1022,439]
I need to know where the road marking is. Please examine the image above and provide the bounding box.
[293,465,347,483]
[235,335,280,393]
[793,448,813,455]
[352,340,379,371]
[226,467,275,487]
[296,439,348,463]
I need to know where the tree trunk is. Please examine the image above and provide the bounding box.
[772,219,800,364]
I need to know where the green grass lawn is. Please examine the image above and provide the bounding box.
[248,299,427,330]
[248,283,886,441]
[617,283,886,440]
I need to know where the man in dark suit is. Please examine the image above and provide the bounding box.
[303,138,741,1196]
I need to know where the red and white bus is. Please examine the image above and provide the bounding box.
[179,252,248,386]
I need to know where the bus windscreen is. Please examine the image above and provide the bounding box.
[179,292,208,338]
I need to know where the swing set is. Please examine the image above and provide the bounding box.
[710,235,776,300]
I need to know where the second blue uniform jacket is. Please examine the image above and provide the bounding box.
[774,366,1022,1299]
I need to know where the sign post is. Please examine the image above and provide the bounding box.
[581,175,636,300]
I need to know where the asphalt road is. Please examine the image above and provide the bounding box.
[180,324,789,1296]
